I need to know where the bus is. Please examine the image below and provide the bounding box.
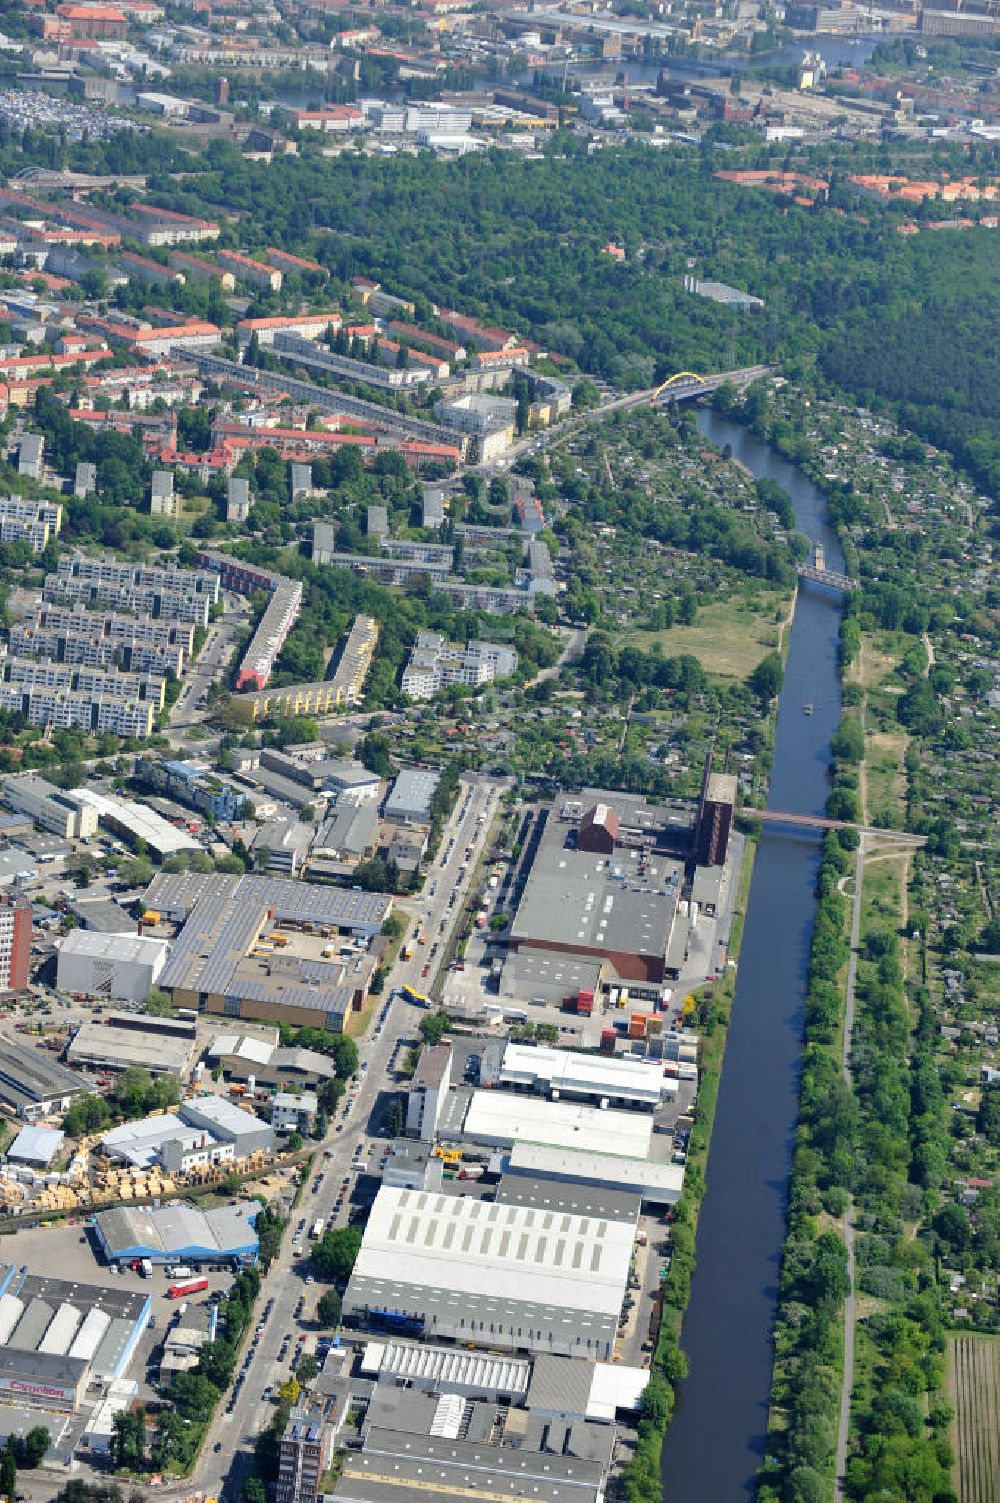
[167,1278,209,1299]
[401,984,430,1007]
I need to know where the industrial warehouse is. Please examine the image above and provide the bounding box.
[507,795,688,988]
[99,1095,275,1172]
[0,1038,91,1120]
[342,1188,636,1360]
[66,1010,198,1077]
[143,872,391,1029]
[56,929,169,1004]
[93,1200,263,1265]
[407,1035,687,1205]
[0,1263,150,1411]
[504,777,736,996]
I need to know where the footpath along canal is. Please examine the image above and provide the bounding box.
[661,410,847,1500]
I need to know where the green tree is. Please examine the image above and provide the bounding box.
[20,1429,50,1468]
[1,1444,16,1503]
[418,1012,450,1046]
[317,1289,342,1327]
[312,1224,363,1283]
[748,652,784,701]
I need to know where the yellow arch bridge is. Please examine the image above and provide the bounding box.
[651,371,705,401]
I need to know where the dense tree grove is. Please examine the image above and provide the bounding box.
[63,1069,181,1134]
[129,137,1000,491]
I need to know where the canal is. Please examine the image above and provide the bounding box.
[660,410,846,1501]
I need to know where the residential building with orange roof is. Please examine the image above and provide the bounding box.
[471,345,530,370]
[265,246,327,278]
[217,250,282,292]
[387,321,466,361]
[236,311,342,348]
[54,4,127,38]
[0,349,111,377]
[715,169,829,195]
[847,174,998,204]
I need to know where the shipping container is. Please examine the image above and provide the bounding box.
[600,1028,617,1055]
[628,1014,647,1040]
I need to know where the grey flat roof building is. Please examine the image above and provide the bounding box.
[333,1385,610,1503]
[144,872,390,1006]
[495,1175,642,1225]
[383,769,440,826]
[509,794,684,985]
[67,1021,195,1077]
[0,1039,90,1119]
[94,1200,262,1264]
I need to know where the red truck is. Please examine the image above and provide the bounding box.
[167,1278,209,1299]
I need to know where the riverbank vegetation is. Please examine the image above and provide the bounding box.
[621,839,756,1502]
[729,372,1000,1502]
[758,829,855,1503]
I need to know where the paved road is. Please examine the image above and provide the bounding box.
[167,599,248,740]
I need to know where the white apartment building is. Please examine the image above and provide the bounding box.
[45,556,219,626]
[0,496,62,555]
[401,630,518,701]
[1,659,165,710]
[0,684,154,738]
[150,470,176,518]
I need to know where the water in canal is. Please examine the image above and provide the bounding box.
[659,411,846,1502]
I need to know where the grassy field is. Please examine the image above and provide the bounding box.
[864,731,909,819]
[848,630,911,693]
[949,1334,1000,1503]
[618,595,787,679]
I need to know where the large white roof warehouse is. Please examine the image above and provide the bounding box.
[68,789,201,860]
[342,1187,636,1361]
[455,1090,653,1161]
[487,1040,672,1110]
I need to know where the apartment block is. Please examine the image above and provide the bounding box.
[45,555,219,625]
[150,469,176,518]
[17,434,43,479]
[401,630,517,700]
[0,495,62,554]
[0,896,32,995]
[193,552,301,692]
[0,682,155,738]
[11,602,191,676]
[310,533,536,615]
[227,477,250,523]
[136,756,244,823]
[1,657,165,709]
[270,333,429,390]
[276,1403,336,1503]
[227,614,378,725]
[218,250,283,292]
[236,311,342,349]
